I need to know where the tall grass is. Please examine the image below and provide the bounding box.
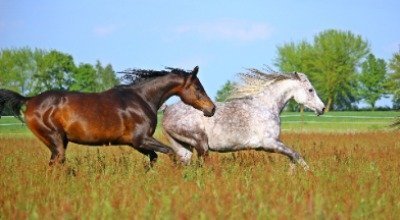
[1,131,399,219]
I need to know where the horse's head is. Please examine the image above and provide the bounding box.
[177,66,216,117]
[292,72,325,115]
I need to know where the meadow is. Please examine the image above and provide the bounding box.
[0,112,399,219]
[0,111,397,135]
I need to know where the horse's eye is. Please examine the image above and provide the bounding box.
[308,89,313,93]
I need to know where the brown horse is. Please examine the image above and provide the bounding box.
[0,66,215,166]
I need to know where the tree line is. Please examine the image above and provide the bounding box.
[216,29,400,111]
[1,29,400,112]
[0,47,119,96]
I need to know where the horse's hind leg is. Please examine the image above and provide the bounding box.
[28,123,68,165]
[45,133,68,166]
[190,132,209,161]
[164,131,193,164]
[263,139,310,172]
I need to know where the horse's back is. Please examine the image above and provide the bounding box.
[25,90,117,121]
[163,102,205,134]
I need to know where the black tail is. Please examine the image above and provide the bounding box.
[0,89,28,121]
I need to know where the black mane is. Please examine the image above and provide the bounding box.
[117,67,192,88]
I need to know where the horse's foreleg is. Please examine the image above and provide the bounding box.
[135,148,158,168]
[139,137,174,155]
[263,140,310,172]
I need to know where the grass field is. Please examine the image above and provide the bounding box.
[281,111,398,132]
[0,111,399,219]
[1,111,398,135]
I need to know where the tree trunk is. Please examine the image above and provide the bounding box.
[326,97,333,112]
[300,105,304,124]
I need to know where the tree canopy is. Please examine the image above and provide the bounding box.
[0,47,119,95]
[275,29,370,111]
[359,54,387,110]
[387,50,400,109]
[215,80,235,102]
[32,50,75,94]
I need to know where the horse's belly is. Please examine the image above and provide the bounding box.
[206,121,278,152]
[208,134,262,152]
[65,121,129,145]
[67,130,128,145]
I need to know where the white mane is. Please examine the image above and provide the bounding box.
[229,69,300,100]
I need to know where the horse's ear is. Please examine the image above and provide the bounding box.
[191,66,199,77]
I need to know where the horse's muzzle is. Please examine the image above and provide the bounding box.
[203,105,216,117]
[316,107,325,116]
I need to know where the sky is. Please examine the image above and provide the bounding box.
[1,0,399,106]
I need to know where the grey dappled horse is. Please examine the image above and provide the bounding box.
[162,70,325,171]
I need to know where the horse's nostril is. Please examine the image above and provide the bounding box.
[322,107,326,112]
[204,106,216,117]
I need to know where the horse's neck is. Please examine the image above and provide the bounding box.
[134,75,181,113]
[252,80,297,114]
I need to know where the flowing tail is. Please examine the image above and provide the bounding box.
[0,89,29,122]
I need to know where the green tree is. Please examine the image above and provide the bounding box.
[32,50,76,94]
[0,47,118,95]
[275,29,370,111]
[94,60,119,92]
[359,54,387,110]
[312,30,369,110]
[275,41,314,73]
[70,63,97,92]
[215,80,235,102]
[0,47,36,94]
[387,51,400,109]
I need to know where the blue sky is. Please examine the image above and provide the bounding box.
[1,0,399,106]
